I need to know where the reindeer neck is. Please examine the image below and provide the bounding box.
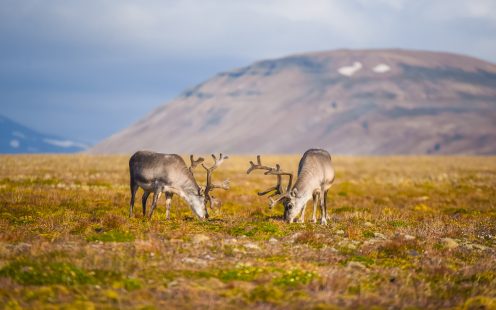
[293,168,319,198]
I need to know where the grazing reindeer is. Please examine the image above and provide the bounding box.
[247,149,335,224]
[129,151,229,220]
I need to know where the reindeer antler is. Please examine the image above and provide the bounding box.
[202,153,229,208]
[189,155,205,172]
[246,155,293,208]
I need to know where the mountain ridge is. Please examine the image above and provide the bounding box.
[91,49,496,155]
[0,115,87,154]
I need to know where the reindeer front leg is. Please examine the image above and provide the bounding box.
[148,191,162,219]
[319,189,327,225]
[311,191,320,223]
[165,192,173,220]
[298,201,308,223]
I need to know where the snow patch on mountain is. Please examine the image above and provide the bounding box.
[373,64,391,73]
[10,140,20,148]
[338,62,362,76]
[43,139,87,149]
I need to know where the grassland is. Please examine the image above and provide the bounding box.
[0,155,495,309]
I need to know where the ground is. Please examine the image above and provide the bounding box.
[0,155,495,309]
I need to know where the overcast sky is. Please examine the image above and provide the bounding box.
[1,0,495,143]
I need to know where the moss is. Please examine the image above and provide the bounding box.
[273,269,316,287]
[334,206,355,213]
[218,264,265,282]
[388,220,408,227]
[228,221,284,239]
[362,230,375,238]
[0,260,93,286]
[87,230,134,242]
[462,296,496,310]
[248,285,285,303]
[343,255,375,267]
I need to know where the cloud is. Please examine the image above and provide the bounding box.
[0,0,495,142]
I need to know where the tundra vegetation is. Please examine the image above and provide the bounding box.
[0,155,495,309]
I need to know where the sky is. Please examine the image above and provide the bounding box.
[1,0,495,144]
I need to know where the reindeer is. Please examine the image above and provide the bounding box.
[129,151,229,220]
[247,149,335,224]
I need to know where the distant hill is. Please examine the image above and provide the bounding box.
[91,49,496,155]
[0,115,87,154]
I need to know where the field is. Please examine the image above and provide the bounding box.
[0,155,495,309]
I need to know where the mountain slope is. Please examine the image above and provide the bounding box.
[91,49,496,154]
[0,115,87,154]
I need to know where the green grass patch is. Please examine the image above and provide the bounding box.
[0,260,93,286]
[273,268,316,287]
[218,264,265,282]
[87,230,135,242]
[228,222,284,239]
[388,220,408,228]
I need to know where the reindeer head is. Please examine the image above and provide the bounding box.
[246,155,296,221]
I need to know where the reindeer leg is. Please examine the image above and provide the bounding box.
[298,201,308,223]
[324,189,329,222]
[148,191,162,219]
[311,192,319,223]
[320,188,327,225]
[142,191,150,217]
[129,180,138,218]
[165,192,173,220]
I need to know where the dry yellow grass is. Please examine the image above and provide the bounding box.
[0,155,495,309]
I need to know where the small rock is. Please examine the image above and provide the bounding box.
[347,261,367,270]
[404,235,416,241]
[464,243,474,250]
[472,244,488,251]
[364,222,374,227]
[182,257,207,266]
[268,238,278,244]
[408,249,419,256]
[347,243,357,250]
[441,238,459,249]
[244,242,260,250]
[374,232,386,240]
[192,234,210,244]
[336,230,345,235]
[223,238,238,245]
[10,243,31,254]
[290,232,303,241]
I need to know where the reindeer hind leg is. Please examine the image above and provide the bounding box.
[142,191,150,217]
[129,179,138,218]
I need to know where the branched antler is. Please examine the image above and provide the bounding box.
[202,153,229,208]
[246,155,293,208]
[189,155,205,172]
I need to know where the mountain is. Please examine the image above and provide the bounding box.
[0,115,87,154]
[91,49,496,155]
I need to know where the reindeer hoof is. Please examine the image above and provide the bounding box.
[320,218,328,225]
